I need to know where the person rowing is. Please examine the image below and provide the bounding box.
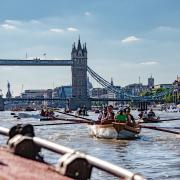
[115,109,127,123]
[147,109,156,119]
[126,109,136,126]
[100,105,115,124]
[138,111,144,119]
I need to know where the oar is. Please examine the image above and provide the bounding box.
[141,125,180,135]
[137,118,180,123]
[159,118,180,122]
[55,111,94,123]
[33,122,82,126]
[41,116,93,124]
[151,126,180,129]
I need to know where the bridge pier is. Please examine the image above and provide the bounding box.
[0,97,4,111]
[69,98,91,110]
[138,101,148,111]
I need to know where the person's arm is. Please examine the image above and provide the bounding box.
[98,113,102,120]
[101,114,108,121]
[127,114,131,123]
[115,114,118,122]
[132,116,136,124]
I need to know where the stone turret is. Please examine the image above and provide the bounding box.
[70,37,90,110]
[6,81,12,99]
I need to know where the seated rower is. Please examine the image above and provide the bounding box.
[126,109,136,127]
[98,107,107,120]
[115,109,127,123]
[138,111,144,119]
[40,109,45,116]
[147,109,156,119]
[101,105,115,124]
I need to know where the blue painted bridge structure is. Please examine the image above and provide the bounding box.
[0,59,73,66]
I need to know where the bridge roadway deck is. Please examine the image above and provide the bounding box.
[4,97,159,102]
[4,98,67,101]
[0,59,73,66]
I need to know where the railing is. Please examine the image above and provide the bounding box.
[0,125,145,180]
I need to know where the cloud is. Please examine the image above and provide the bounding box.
[30,20,40,24]
[140,61,159,65]
[67,27,78,32]
[49,28,64,33]
[4,19,22,26]
[156,26,173,31]
[1,24,17,30]
[121,36,140,43]
[85,12,91,16]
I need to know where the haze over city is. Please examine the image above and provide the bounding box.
[0,0,180,96]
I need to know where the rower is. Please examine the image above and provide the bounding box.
[101,105,115,124]
[115,109,127,123]
[40,109,45,116]
[126,109,136,126]
[138,111,144,119]
[98,106,107,120]
[82,105,88,116]
[147,109,156,119]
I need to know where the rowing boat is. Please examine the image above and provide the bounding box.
[138,117,161,123]
[88,122,141,139]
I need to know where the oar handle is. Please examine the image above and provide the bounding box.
[56,111,93,122]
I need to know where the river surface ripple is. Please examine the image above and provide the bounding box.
[0,111,180,180]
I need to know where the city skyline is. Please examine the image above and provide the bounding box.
[0,0,180,95]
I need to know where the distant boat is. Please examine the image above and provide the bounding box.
[165,106,180,113]
[25,107,36,111]
[138,117,161,123]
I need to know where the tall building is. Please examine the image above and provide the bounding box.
[90,88,108,98]
[124,83,147,96]
[71,37,88,98]
[148,75,154,89]
[6,81,12,99]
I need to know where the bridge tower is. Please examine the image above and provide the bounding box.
[70,37,91,110]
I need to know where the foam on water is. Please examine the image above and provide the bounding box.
[88,125,117,139]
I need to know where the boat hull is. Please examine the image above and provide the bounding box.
[141,117,161,123]
[88,123,141,139]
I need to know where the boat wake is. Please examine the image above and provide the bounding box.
[88,125,117,139]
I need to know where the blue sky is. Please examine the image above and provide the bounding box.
[0,0,179,96]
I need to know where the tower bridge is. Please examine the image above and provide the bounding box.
[0,38,89,110]
[0,38,169,111]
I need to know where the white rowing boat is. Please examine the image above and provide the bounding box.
[88,123,141,139]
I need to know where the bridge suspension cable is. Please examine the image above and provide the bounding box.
[87,66,171,101]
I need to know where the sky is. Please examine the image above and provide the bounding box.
[0,0,180,96]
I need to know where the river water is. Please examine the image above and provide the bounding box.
[0,111,180,180]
